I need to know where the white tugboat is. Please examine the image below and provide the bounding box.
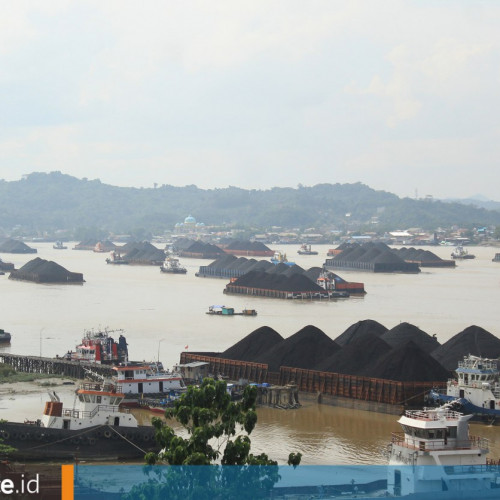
[0,374,159,461]
[429,355,500,423]
[160,257,187,274]
[387,406,499,498]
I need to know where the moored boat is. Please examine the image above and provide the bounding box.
[106,251,129,265]
[270,251,295,266]
[113,361,186,405]
[387,405,499,497]
[62,327,128,364]
[429,355,500,424]
[493,253,500,263]
[0,376,160,461]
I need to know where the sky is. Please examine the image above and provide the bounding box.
[0,1,499,200]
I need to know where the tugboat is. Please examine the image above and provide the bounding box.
[160,257,187,274]
[429,355,500,423]
[493,253,500,263]
[0,374,159,461]
[387,405,498,497]
[53,241,67,250]
[270,251,295,266]
[297,244,318,255]
[451,245,476,259]
[105,251,129,265]
[62,327,128,364]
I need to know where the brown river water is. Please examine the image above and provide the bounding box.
[1,242,500,464]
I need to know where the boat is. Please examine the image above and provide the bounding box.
[206,305,257,316]
[297,244,318,255]
[0,374,160,461]
[52,241,67,250]
[113,361,186,405]
[428,355,500,424]
[105,251,129,265]
[160,257,187,274]
[493,253,500,262]
[62,327,128,364]
[0,328,11,343]
[315,269,350,298]
[137,392,182,414]
[270,251,295,266]
[387,405,499,498]
[451,245,476,259]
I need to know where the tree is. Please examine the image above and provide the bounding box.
[145,378,302,467]
[123,379,301,500]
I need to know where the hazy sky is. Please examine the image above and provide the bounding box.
[1,1,499,200]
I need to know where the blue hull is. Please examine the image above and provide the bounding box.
[429,390,500,422]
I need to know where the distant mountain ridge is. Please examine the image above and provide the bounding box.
[0,171,499,235]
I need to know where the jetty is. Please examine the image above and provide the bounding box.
[0,353,113,379]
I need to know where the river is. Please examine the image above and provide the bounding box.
[1,242,499,464]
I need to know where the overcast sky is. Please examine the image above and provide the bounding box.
[0,1,499,200]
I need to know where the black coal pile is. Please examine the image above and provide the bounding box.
[225,240,272,252]
[334,319,388,346]
[326,242,420,273]
[369,341,451,382]
[9,257,84,283]
[73,238,99,250]
[431,325,500,371]
[221,326,284,362]
[231,270,326,292]
[316,333,392,376]
[0,239,37,254]
[255,325,340,372]
[181,240,225,258]
[381,322,440,354]
[121,241,166,263]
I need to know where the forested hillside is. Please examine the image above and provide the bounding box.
[0,172,499,236]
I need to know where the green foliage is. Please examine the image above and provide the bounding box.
[1,172,499,235]
[145,378,301,467]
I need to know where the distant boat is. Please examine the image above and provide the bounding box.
[493,253,500,262]
[160,257,187,274]
[206,305,257,316]
[297,244,318,255]
[53,241,67,250]
[451,245,475,260]
[106,251,129,265]
[0,329,11,343]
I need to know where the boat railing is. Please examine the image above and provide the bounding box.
[391,432,489,452]
[79,381,122,393]
[404,409,463,420]
[62,404,129,419]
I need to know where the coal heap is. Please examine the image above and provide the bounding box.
[334,319,388,346]
[180,240,225,258]
[121,241,166,263]
[328,242,420,273]
[381,322,441,354]
[231,270,326,292]
[255,325,340,372]
[9,257,84,283]
[0,239,37,254]
[431,325,500,371]
[369,341,451,382]
[225,240,272,252]
[221,326,284,362]
[316,333,392,376]
[73,238,99,250]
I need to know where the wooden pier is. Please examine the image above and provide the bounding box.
[0,353,114,379]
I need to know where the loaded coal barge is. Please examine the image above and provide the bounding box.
[0,375,159,461]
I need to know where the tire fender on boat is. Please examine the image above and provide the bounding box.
[104,430,112,439]
[1,431,10,440]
